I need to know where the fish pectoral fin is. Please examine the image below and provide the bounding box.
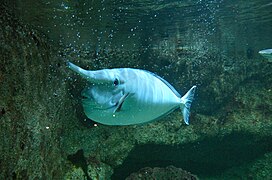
[113,93,130,113]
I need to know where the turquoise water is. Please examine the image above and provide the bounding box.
[1,0,272,179]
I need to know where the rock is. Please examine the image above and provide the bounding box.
[125,165,198,180]
[0,2,73,179]
[64,167,87,180]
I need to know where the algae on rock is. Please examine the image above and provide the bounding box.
[0,2,73,179]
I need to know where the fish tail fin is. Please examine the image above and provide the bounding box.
[180,85,196,125]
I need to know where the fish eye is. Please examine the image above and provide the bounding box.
[113,78,119,86]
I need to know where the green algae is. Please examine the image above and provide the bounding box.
[64,166,87,180]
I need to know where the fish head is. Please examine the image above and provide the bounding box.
[259,49,272,62]
[81,77,125,111]
[67,62,127,110]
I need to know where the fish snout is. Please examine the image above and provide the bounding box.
[81,95,89,99]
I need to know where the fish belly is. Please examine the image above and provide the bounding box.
[83,98,179,125]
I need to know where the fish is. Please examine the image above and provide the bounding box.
[67,62,196,126]
[259,49,272,62]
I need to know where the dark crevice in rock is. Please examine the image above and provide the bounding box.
[19,141,25,151]
[67,149,92,180]
[246,48,254,59]
[12,169,28,180]
[0,108,5,118]
[1,108,5,115]
[112,132,272,179]
[12,172,16,179]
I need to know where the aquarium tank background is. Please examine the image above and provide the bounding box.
[0,0,271,179]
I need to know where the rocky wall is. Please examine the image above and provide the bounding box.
[0,3,72,179]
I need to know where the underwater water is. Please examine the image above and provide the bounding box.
[0,0,272,179]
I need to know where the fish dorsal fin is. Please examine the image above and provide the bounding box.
[143,70,181,98]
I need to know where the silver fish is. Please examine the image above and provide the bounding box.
[68,62,196,126]
[259,49,272,62]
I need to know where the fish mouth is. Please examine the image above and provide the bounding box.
[81,95,88,99]
[81,98,118,110]
[81,87,125,111]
